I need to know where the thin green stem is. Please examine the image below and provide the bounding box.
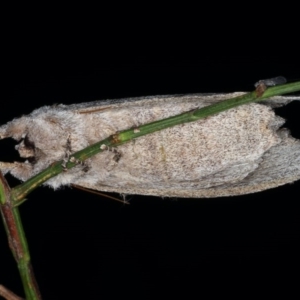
[1,80,300,299]
[0,174,42,300]
[11,81,300,204]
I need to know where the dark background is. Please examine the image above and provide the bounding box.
[1,51,299,299]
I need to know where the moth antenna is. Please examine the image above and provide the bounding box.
[71,184,130,205]
[78,107,112,114]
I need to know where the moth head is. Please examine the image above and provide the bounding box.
[0,111,72,181]
[15,135,35,159]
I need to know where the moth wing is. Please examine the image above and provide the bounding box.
[71,93,299,198]
[73,132,300,198]
[67,93,245,114]
[68,93,300,115]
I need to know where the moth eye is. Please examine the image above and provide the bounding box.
[15,135,36,159]
[27,156,36,163]
[23,135,35,149]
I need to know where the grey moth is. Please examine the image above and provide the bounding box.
[0,92,299,198]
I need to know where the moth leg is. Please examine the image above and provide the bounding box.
[110,147,122,163]
[61,135,72,171]
[0,161,33,180]
[62,136,90,172]
[69,156,90,172]
[102,146,122,162]
[0,161,16,171]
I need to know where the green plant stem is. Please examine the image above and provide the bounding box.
[11,80,300,204]
[1,80,300,299]
[0,174,42,300]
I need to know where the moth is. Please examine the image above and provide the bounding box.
[0,92,299,198]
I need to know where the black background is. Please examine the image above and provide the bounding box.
[1,50,299,299]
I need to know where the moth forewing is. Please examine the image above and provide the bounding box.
[0,93,299,198]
